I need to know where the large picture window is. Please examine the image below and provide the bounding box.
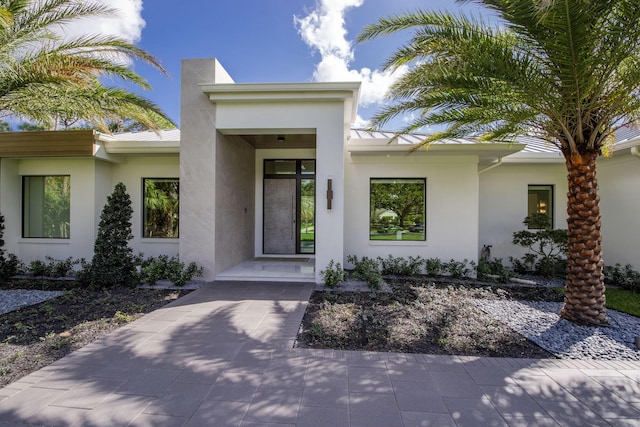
[527,185,554,229]
[23,176,70,238]
[370,178,426,241]
[143,178,179,238]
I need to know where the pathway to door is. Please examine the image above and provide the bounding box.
[0,281,638,426]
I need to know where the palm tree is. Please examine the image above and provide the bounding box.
[358,0,640,325]
[0,0,173,131]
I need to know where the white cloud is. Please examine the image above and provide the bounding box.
[295,0,406,108]
[56,0,145,44]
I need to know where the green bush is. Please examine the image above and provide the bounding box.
[85,183,138,287]
[425,258,443,276]
[444,259,474,279]
[477,258,513,283]
[29,256,79,278]
[377,255,423,276]
[0,212,25,280]
[140,255,203,286]
[320,260,346,288]
[511,214,568,278]
[347,255,382,289]
[604,263,640,291]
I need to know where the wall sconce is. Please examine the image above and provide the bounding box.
[327,178,333,210]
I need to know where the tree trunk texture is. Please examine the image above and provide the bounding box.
[560,151,607,325]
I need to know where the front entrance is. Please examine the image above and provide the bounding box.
[263,159,315,254]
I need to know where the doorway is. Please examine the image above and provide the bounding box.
[263,159,315,254]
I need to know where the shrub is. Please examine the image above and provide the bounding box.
[140,255,203,286]
[0,212,25,280]
[477,258,513,283]
[347,255,382,289]
[604,263,640,291]
[425,258,443,276]
[320,260,345,288]
[85,183,138,287]
[444,259,474,279]
[28,256,79,278]
[377,255,423,276]
[511,214,568,278]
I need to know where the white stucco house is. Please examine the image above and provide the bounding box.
[1,58,639,283]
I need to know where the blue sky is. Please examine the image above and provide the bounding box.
[99,0,488,130]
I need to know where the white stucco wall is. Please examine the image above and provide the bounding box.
[110,155,180,258]
[598,152,640,269]
[12,158,98,263]
[344,153,480,266]
[478,163,567,263]
[0,159,22,255]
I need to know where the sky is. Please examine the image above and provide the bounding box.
[77,0,489,131]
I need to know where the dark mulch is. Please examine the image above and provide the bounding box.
[0,279,191,387]
[296,278,562,358]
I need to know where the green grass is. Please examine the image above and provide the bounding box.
[554,287,640,317]
[605,288,640,317]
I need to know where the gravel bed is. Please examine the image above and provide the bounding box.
[472,299,640,360]
[0,290,65,315]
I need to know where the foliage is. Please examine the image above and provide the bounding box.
[0,212,25,280]
[512,215,568,278]
[443,259,474,279]
[357,0,640,325]
[320,260,346,288]
[143,179,179,238]
[604,264,640,292]
[476,258,513,283]
[0,0,174,131]
[378,254,423,276]
[140,255,203,286]
[347,255,382,289]
[85,183,138,287]
[28,257,78,278]
[425,258,443,276]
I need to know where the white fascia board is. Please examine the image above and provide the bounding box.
[502,151,565,163]
[348,140,526,156]
[201,81,360,101]
[102,140,180,154]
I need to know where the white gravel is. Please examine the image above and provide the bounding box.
[0,290,65,315]
[472,299,640,360]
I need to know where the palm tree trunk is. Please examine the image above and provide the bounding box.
[560,151,607,325]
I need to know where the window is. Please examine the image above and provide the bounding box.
[527,185,554,229]
[143,178,179,238]
[23,176,70,238]
[370,178,426,241]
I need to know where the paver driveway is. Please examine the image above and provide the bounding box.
[0,281,638,426]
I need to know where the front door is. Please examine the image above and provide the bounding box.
[263,159,315,254]
[264,179,296,254]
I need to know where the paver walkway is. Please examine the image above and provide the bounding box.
[0,281,639,426]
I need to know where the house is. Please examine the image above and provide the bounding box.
[1,58,639,283]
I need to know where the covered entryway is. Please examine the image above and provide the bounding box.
[263,159,315,255]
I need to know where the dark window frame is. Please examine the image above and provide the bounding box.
[527,184,554,229]
[369,177,427,241]
[22,175,71,239]
[142,177,180,239]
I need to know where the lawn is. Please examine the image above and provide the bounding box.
[604,288,640,317]
[554,286,640,317]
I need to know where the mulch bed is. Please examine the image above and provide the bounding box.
[0,279,191,387]
[296,278,562,358]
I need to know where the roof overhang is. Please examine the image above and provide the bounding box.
[200,81,361,127]
[0,130,96,158]
[348,138,526,165]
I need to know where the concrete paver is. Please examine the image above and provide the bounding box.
[0,281,638,426]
